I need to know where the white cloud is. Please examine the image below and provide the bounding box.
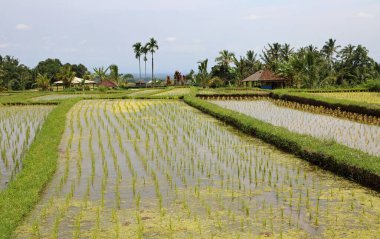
[80,40,88,45]
[15,23,31,30]
[166,37,177,42]
[356,12,374,18]
[246,14,261,21]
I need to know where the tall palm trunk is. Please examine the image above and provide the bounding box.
[138,56,142,81]
[151,53,154,87]
[144,58,147,81]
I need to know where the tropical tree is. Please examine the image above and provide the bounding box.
[35,73,50,91]
[93,66,109,82]
[146,38,159,86]
[35,58,62,83]
[196,59,210,87]
[215,50,235,68]
[109,64,120,84]
[142,44,149,80]
[233,56,247,86]
[322,39,340,74]
[133,42,143,81]
[56,65,75,88]
[261,43,282,71]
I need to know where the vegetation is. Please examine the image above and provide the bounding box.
[184,95,380,190]
[189,39,380,89]
[0,99,79,238]
[271,90,380,117]
[14,100,380,238]
[0,105,53,190]
[211,99,380,156]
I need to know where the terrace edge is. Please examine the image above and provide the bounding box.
[0,99,80,239]
[184,95,380,192]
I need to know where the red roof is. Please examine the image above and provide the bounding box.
[98,80,118,88]
[242,70,284,82]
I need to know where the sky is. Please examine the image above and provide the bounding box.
[0,0,379,74]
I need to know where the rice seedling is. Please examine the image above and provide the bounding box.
[211,99,380,156]
[309,92,380,105]
[152,88,191,97]
[13,100,380,238]
[0,105,53,190]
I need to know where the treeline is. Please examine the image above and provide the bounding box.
[0,57,88,91]
[0,56,134,91]
[190,39,380,88]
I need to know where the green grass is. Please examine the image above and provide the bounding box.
[270,90,380,117]
[183,95,380,192]
[0,99,79,239]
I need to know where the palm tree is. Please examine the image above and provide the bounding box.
[281,43,294,62]
[215,50,235,67]
[35,73,50,91]
[109,64,119,84]
[142,44,149,81]
[233,56,247,86]
[322,39,340,73]
[56,65,75,88]
[261,43,282,71]
[146,38,159,86]
[196,59,210,87]
[93,66,109,82]
[133,42,143,81]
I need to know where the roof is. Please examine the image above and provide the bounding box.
[53,77,96,85]
[242,70,285,82]
[98,80,118,88]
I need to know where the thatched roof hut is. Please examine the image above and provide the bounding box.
[242,70,286,89]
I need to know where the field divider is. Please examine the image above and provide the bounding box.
[183,95,380,192]
[270,91,380,117]
[0,98,80,239]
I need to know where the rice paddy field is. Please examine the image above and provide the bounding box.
[30,94,99,102]
[307,92,380,105]
[14,100,380,238]
[127,89,164,97]
[0,105,54,190]
[211,99,380,156]
[152,88,191,97]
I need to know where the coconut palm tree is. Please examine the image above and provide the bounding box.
[215,50,235,67]
[133,42,143,81]
[322,39,340,73]
[93,66,109,82]
[109,64,120,84]
[56,65,75,88]
[146,38,159,86]
[142,44,149,81]
[35,73,50,91]
[196,59,210,87]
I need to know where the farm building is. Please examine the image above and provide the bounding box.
[242,70,287,89]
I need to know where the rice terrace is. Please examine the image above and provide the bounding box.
[1,0,380,238]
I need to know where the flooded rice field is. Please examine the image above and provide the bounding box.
[31,94,99,101]
[211,100,380,156]
[0,105,54,190]
[15,100,380,238]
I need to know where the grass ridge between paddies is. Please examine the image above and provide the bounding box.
[0,98,80,239]
[183,95,380,192]
[271,90,380,117]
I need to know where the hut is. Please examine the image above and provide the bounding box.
[135,80,147,88]
[242,70,287,89]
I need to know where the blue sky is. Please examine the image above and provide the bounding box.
[0,0,379,74]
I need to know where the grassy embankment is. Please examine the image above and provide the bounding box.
[270,90,380,117]
[0,99,80,239]
[184,95,380,192]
